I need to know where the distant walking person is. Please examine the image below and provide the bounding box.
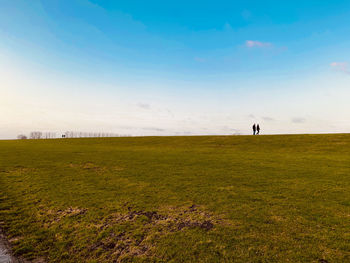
[252,124,256,135]
[256,124,260,135]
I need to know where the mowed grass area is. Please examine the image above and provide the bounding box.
[1,135,350,262]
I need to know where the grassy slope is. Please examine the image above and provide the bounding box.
[0,134,350,262]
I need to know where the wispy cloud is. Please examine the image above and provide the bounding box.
[291,117,306,124]
[142,127,165,132]
[166,109,174,118]
[231,128,241,135]
[137,103,151,109]
[246,40,272,48]
[262,116,275,121]
[330,62,350,74]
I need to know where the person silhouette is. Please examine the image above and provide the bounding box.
[256,124,260,135]
[252,124,256,135]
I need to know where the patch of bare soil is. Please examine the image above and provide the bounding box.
[2,167,36,174]
[88,204,224,261]
[68,162,124,173]
[9,204,226,262]
[68,162,106,172]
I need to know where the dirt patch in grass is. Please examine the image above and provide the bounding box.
[88,204,224,261]
[68,162,106,172]
[68,162,124,173]
[32,204,224,261]
[2,167,36,174]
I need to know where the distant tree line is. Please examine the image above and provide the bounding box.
[63,131,124,138]
[44,132,56,139]
[17,131,130,139]
[30,131,43,139]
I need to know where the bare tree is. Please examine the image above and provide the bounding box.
[30,131,42,139]
[44,132,56,139]
[17,134,27,140]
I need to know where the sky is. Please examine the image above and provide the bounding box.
[1,0,350,138]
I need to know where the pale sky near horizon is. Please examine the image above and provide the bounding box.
[1,0,350,139]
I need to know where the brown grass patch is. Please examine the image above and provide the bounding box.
[87,204,225,261]
[68,162,124,173]
[39,207,88,227]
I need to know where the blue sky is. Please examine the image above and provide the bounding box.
[1,0,350,138]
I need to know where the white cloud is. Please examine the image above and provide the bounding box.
[330,62,349,74]
[246,40,272,48]
[137,103,151,109]
[262,116,275,121]
[291,117,306,124]
[142,127,165,132]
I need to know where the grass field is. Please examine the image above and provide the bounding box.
[1,134,350,262]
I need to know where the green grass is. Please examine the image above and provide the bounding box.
[1,134,350,262]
